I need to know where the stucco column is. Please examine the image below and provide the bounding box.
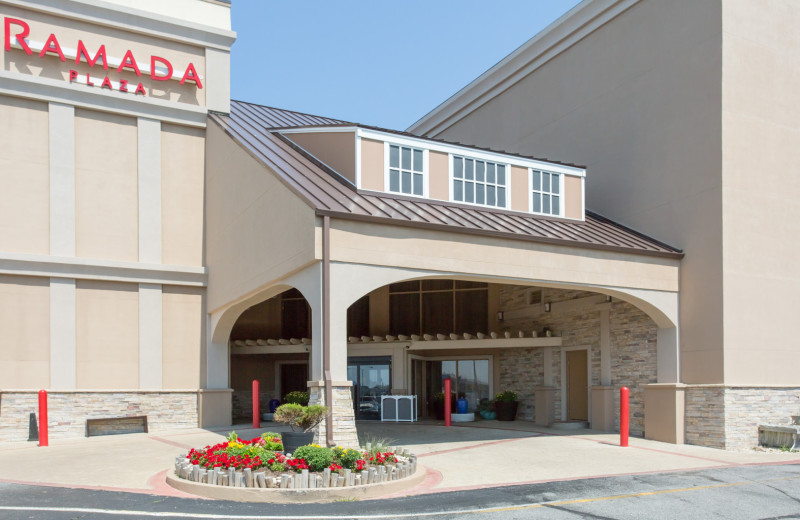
[201,311,233,428]
[291,256,356,447]
[645,326,685,443]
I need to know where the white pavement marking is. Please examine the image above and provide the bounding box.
[0,506,474,519]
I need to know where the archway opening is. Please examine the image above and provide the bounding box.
[228,288,312,423]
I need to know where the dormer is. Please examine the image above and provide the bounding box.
[280,126,585,221]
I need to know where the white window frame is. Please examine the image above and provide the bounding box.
[383,141,429,198]
[528,168,565,217]
[448,154,511,209]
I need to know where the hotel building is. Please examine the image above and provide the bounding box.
[1,0,797,450]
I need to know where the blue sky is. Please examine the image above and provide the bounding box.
[230,1,581,130]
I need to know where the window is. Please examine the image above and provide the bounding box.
[453,156,507,208]
[388,280,488,335]
[531,169,561,216]
[388,144,424,196]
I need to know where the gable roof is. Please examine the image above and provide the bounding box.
[210,101,682,259]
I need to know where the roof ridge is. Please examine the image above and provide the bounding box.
[230,99,351,124]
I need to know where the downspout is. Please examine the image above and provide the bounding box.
[322,215,334,446]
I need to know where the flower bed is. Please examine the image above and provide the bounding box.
[174,432,418,490]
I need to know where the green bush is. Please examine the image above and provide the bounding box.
[274,403,328,432]
[495,390,518,402]
[292,445,334,471]
[283,391,310,405]
[333,446,364,470]
[259,432,283,451]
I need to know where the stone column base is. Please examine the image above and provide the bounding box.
[591,386,615,431]
[644,383,685,444]
[533,386,555,426]
[308,380,358,448]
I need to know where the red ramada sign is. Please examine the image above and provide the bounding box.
[3,17,203,96]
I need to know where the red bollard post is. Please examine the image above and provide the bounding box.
[444,378,452,427]
[252,380,261,430]
[38,389,48,447]
[620,386,629,447]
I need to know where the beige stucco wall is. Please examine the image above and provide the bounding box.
[76,280,139,389]
[0,95,50,255]
[426,0,723,383]
[720,0,800,385]
[510,165,528,212]
[162,124,205,266]
[428,150,450,200]
[162,286,204,389]
[565,175,583,220]
[75,109,139,262]
[0,275,50,389]
[205,120,318,312]
[0,4,206,106]
[329,219,680,294]
[285,132,356,184]
[360,138,383,191]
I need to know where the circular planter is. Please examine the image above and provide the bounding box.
[494,401,518,421]
[281,431,314,453]
[166,463,426,503]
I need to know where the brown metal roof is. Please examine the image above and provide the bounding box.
[211,103,682,259]
[228,100,352,129]
[230,99,584,170]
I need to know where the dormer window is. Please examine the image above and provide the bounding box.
[531,169,562,216]
[388,144,424,196]
[452,156,507,208]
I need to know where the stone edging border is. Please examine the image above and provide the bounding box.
[166,463,427,503]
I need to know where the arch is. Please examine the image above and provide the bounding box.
[328,262,678,330]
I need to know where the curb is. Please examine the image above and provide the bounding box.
[165,464,427,503]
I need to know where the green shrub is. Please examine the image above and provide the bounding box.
[333,446,364,470]
[283,391,310,405]
[274,403,328,432]
[292,445,334,471]
[259,432,283,451]
[495,390,518,402]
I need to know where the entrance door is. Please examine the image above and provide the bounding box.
[280,363,308,399]
[566,350,588,421]
[347,356,391,420]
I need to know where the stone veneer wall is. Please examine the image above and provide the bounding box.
[0,391,199,442]
[497,287,658,436]
[309,385,358,448]
[684,386,725,448]
[685,386,800,449]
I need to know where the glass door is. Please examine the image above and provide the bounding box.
[347,356,392,420]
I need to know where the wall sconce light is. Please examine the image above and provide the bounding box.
[605,295,612,303]
[544,302,551,312]
[497,311,504,321]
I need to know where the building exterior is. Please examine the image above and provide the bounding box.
[1,0,793,451]
[409,0,800,449]
[0,0,234,439]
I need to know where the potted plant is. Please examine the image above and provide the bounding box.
[432,391,456,420]
[494,390,518,421]
[273,403,328,452]
[478,398,496,420]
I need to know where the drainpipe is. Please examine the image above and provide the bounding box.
[322,215,334,447]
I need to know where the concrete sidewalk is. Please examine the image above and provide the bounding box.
[0,420,797,499]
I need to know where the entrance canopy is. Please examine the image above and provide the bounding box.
[204,101,684,446]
